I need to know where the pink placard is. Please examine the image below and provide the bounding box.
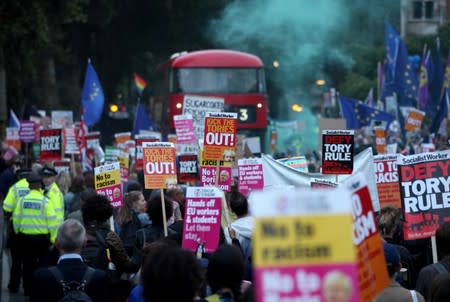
[96,183,123,208]
[254,264,359,302]
[238,159,264,196]
[174,115,197,144]
[19,120,37,143]
[200,166,232,192]
[182,195,221,253]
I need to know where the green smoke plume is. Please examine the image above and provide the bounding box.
[208,0,398,153]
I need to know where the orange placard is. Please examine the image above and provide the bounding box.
[203,112,237,162]
[143,142,177,189]
[114,132,131,152]
[374,127,386,154]
[405,109,425,132]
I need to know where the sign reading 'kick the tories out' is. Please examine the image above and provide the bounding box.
[142,142,177,189]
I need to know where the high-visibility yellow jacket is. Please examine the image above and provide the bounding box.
[45,182,64,224]
[12,189,58,243]
[3,178,30,214]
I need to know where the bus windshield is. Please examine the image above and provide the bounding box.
[172,68,266,94]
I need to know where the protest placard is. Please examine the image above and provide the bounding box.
[251,189,359,302]
[142,142,177,189]
[105,146,120,163]
[118,151,129,183]
[54,159,71,174]
[114,132,131,152]
[200,157,232,192]
[238,158,264,196]
[310,178,337,189]
[6,127,21,151]
[322,130,354,174]
[19,120,36,143]
[178,154,199,183]
[51,111,73,129]
[40,129,62,163]
[373,154,401,208]
[343,173,389,302]
[182,187,222,254]
[95,162,123,208]
[398,150,450,240]
[277,156,309,172]
[174,114,197,144]
[404,108,425,132]
[86,132,100,149]
[182,95,224,139]
[203,112,237,162]
[63,128,79,155]
[374,127,386,154]
[135,134,160,171]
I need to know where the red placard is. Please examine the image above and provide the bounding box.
[178,154,199,183]
[203,112,237,162]
[143,142,177,189]
[322,130,354,174]
[374,155,401,208]
[40,129,63,163]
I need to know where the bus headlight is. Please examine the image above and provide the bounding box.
[257,103,263,108]
[176,103,182,109]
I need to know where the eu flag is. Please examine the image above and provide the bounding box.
[427,38,444,120]
[132,102,154,135]
[385,22,399,83]
[339,96,395,129]
[430,51,450,133]
[81,60,104,126]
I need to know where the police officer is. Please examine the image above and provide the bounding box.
[2,168,32,293]
[40,166,64,224]
[12,172,58,296]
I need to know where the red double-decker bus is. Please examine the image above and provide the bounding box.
[152,49,268,137]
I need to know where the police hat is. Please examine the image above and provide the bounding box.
[40,167,58,177]
[26,173,43,183]
[16,168,32,178]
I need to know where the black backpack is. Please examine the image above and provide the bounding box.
[81,229,110,271]
[49,266,95,302]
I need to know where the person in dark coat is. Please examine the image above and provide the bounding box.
[31,219,107,302]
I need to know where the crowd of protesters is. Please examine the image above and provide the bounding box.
[2,137,450,302]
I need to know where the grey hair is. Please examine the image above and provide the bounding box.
[56,219,86,252]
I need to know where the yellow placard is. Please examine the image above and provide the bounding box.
[253,215,356,267]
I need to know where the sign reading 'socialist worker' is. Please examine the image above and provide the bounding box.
[142,142,177,189]
[94,162,123,208]
[203,112,237,162]
[398,150,450,240]
[322,130,354,174]
[40,129,63,162]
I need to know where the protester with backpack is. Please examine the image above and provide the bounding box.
[31,219,107,302]
[81,193,139,302]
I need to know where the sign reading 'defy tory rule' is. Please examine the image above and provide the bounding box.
[203,112,237,162]
[250,189,360,302]
[95,162,123,208]
[398,150,450,240]
[40,129,63,163]
[142,142,177,189]
[322,130,354,174]
[182,187,222,254]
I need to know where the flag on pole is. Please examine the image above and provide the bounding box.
[134,73,148,95]
[339,96,395,129]
[9,109,20,128]
[365,88,375,108]
[81,59,104,126]
[430,51,450,134]
[132,102,154,135]
[418,50,430,111]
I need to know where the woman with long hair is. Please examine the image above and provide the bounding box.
[117,191,146,257]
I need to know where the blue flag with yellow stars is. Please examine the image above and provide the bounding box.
[81,59,104,126]
[339,96,395,129]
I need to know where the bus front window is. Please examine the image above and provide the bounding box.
[173,68,264,94]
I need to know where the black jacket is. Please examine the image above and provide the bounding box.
[31,258,108,302]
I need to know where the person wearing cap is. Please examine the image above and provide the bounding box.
[41,166,64,224]
[2,168,32,293]
[374,243,425,302]
[12,172,59,296]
